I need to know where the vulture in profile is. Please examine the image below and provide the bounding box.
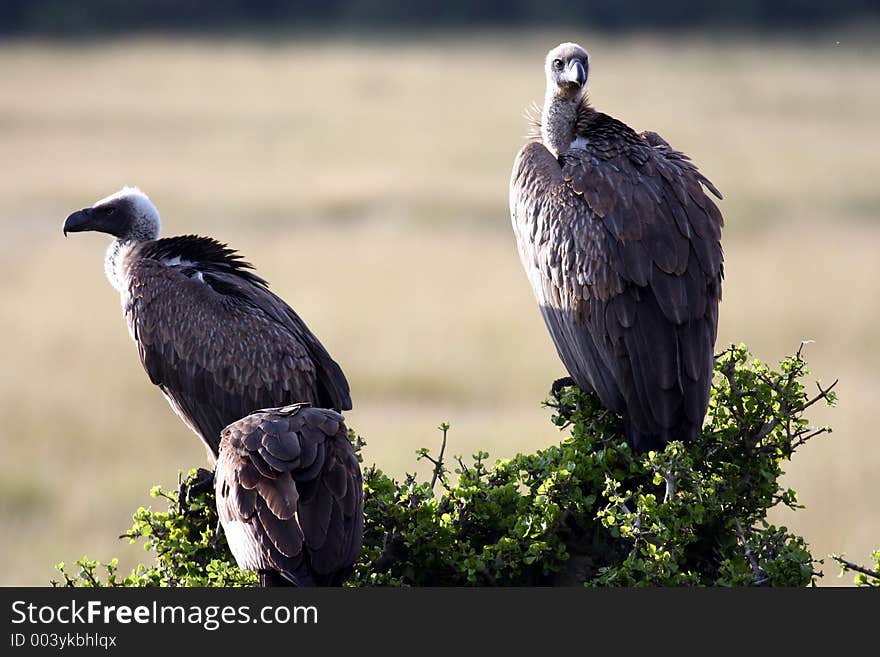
[509,43,724,452]
[63,187,352,461]
[215,403,363,586]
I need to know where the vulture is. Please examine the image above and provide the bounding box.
[215,403,363,586]
[63,187,352,461]
[509,43,724,452]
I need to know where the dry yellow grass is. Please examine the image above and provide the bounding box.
[0,33,877,585]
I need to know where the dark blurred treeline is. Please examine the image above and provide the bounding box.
[1,0,877,36]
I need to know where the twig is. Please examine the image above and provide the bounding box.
[664,469,675,503]
[735,518,769,586]
[648,455,678,503]
[831,554,880,581]
[79,563,99,587]
[795,339,814,362]
[801,379,839,411]
[372,531,403,572]
[429,423,449,491]
[720,355,748,421]
[790,426,831,450]
[751,376,838,452]
[617,499,634,516]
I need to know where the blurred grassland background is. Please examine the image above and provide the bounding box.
[0,30,878,585]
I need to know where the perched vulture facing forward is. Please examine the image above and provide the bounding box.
[215,403,363,586]
[510,43,724,452]
[63,187,352,461]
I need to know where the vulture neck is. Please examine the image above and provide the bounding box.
[105,238,140,293]
[541,90,590,158]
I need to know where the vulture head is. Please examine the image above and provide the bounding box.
[63,186,160,242]
[545,42,590,98]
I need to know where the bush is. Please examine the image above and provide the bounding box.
[55,479,255,587]
[55,344,843,587]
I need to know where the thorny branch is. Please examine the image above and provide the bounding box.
[416,423,452,493]
[760,377,837,452]
[372,530,405,573]
[831,554,880,582]
[371,497,406,573]
[664,470,675,503]
[735,518,769,586]
[428,423,450,491]
[720,354,748,421]
[650,454,680,504]
[718,343,837,454]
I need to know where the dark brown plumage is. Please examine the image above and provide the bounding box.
[215,404,363,586]
[63,187,351,459]
[510,43,724,452]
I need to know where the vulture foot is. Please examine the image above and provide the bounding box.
[178,467,215,514]
[550,377,599,426]
[549,376,579,426]
[551,376,577,398]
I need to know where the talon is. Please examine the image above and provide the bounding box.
[551,376,576,398]
[190,468,215,495]
[178,468,215,514]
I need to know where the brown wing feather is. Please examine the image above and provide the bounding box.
[510,116,723,451]
[125,252,351,458]
[214,404,363,586]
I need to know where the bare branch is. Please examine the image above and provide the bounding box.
[806,379,839,408]
[664,470,675,503]
[720,357,747,420]
[735,518,769,586]
[753,417,782,445]
[831,554,880,581]
[429,423,450,491]
[795,339,817,363]
[790,426,831,450]
[373,531,405,572]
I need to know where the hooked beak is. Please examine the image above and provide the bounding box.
[63,208,95,237]
[563,59,587,87]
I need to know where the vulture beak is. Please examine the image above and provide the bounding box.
[564,59,587,87]
[63,208,96,237]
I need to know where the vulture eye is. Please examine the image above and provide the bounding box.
[553,59,564,71]
[98,206,116,216]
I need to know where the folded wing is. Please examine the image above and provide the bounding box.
[214,404,363,586]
